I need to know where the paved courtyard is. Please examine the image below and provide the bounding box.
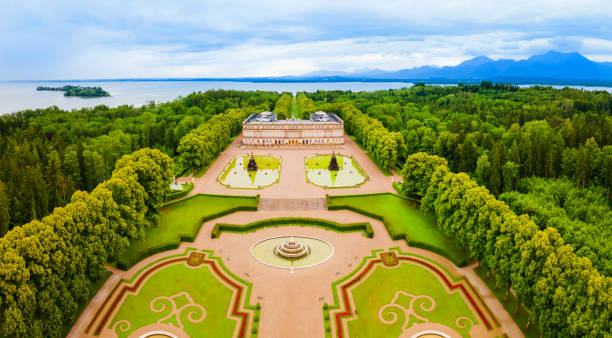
[176,134,400,198]
[70,133,522,338]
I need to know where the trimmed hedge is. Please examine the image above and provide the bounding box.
[165,182,194,202]
[211,217,374,238]
[327,193,468,267]
[118,194,259,269]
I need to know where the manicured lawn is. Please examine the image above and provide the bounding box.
[218,155,281,189]
[118,194,258,269]
[306,154,345,170]
[212,217,373,238]
[347,261,477,337]
[291,96,300,118]
[327,193,468,266]
[110,250,256,338]
[325,250,494,338]
[306,155,367,188]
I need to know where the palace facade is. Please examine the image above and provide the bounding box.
[242,111,344,146]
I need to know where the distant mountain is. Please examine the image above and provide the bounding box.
[291,51,612,83]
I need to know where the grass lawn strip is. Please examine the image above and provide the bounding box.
[305,154,368,188]
[325,248,499,338]
[212,217,374,238]
[118,194,258,269]
[327,193,469,266]
[93,248,258,337]
[218,155,282,189]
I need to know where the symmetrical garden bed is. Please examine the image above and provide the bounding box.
[218,154,281,189]
[89,248,260,337]
[305,154,368,188]
[324,249,500,338]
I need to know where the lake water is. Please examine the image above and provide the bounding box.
[0,81,411,114]
[1,81,610,115]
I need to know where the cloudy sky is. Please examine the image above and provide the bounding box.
[2,0,612,80]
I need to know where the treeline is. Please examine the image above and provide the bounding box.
[36,85,110,97]
[272,93,292,119]
[0,90,279,235]
[499,177,612,275]
[401,153,611,336]
[296,92,316,119]
[0,148,173,337]
[177,108,250,172]
[306,85,612,195]
[322,102,403,168]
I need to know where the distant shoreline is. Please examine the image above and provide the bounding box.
[6,77,612,87]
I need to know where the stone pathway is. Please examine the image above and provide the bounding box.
[71,209,523,338]
[71,134,523,338]
[259,198,327,211]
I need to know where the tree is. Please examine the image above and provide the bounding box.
[474,154,491,187]
[400,152,448,198]
[141,111,156,147]
[502,161,520,192]
[63,149,83,189]
[489,142,505,195]
[45,151,64,210]
[82,150,105,190]
[113,148,173,219]
[0,181,8,236]
[458,139,477,173]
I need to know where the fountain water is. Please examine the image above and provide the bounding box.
[274,237,310,259]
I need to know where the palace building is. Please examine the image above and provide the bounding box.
[242,111,344,146]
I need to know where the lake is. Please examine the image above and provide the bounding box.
[1,81,611,115]
[0,81,411,114]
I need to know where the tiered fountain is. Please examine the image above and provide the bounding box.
[274,237,310,259]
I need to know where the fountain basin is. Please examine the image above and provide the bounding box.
[251,236,333,269]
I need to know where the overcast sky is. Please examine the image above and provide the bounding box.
[2,0,612,80]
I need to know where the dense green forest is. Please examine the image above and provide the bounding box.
[36,85,111,97]
[0,90,280,337]
[0,90,280,235]
[402,153,610,336]
[306,84,612,335]
[306,85,612,274]
[1,84,611,336]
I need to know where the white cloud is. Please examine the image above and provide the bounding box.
[1,1,612,79]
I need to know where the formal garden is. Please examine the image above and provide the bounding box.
[118,194,259,269]
[218,154,281,189]
[324,249,499,338]
[305,154,367,188]
[326,193,469,266]
[94,249,259,338]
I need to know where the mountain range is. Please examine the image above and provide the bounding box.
[277,51,612,84]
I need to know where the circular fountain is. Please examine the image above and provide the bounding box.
[274,238,310,259]
[251,236,334,269]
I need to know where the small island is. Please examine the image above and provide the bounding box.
[36,85,110,97]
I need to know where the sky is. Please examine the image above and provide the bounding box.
[2,0,612,80]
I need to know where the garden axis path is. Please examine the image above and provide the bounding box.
[70,134,522,338]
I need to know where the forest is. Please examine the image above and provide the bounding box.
[306,84,612,335]
[0,84,611,336]
[0,90,280,236]
[0,90,282,337]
